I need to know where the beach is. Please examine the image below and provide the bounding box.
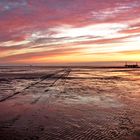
[0,66,140,140]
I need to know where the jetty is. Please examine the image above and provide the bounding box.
[125,62,139,68]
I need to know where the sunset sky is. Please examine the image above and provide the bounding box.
[0,0,140,65]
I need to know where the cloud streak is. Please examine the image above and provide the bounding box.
[0,0,140,64]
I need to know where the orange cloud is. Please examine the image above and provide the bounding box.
[0,0,140,65]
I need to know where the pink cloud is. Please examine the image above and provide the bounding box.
[0,0,140,64]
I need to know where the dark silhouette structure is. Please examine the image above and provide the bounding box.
[125,62,139,68]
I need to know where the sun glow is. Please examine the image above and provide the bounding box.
[0,0,140,65]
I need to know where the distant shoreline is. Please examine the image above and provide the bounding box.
[0,65,139,69]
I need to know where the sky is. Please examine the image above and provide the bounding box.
[0,0,140,65]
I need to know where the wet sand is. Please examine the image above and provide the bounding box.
[0,67,140,140]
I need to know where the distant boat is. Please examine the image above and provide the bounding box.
[125,62,138,68]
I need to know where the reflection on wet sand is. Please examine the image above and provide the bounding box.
[0,67,140,140]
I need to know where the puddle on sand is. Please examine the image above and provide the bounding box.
[62,94,123,108]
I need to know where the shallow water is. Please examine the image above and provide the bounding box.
[0,67,140,140]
